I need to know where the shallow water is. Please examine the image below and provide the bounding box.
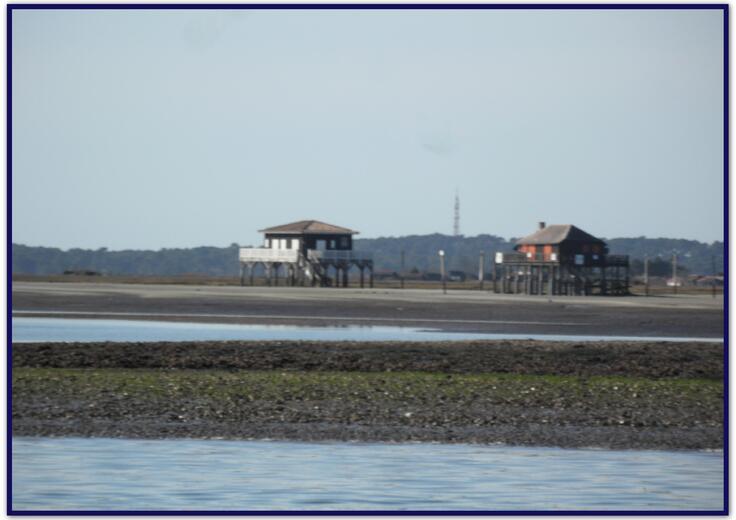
[10,317,723,343]
[11,437,724,512]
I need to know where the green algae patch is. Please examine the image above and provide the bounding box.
[13,368,722,425]
[13,368,723,399]
[12,367,723,448]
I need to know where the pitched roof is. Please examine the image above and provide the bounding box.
[259,220,358,235]
[515,225,605,246]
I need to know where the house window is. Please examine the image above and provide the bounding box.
[264,238,270,248]
[330,240,336,249]
[340,237,349,248]
[575,254,585,265]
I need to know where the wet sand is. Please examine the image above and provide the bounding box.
[12,282,725,337]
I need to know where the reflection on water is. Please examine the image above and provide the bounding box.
[11,317,724,343]
[12,437,724,512]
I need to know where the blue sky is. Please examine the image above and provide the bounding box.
[11,8,725,250]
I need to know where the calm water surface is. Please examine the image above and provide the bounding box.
[11,317,723,343]
[12,437,724,511]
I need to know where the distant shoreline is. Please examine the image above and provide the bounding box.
[11,273,726,297]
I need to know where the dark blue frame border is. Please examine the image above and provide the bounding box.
[6,3,730,516]
[7,2,12,516]
[722,4,730,517]
[2,3,728,7]
[3,3,731,7]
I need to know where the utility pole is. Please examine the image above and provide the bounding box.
[479,250,485,291]
[453,190,461,237]
[492,253,498,293]
[439,250,447,294]
[672,253,678,295]
[400,250,405,289]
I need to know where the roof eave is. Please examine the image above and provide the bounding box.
[259,229,358,235]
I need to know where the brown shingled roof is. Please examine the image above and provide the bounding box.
[515,225,605,246]
[259,220,358,235]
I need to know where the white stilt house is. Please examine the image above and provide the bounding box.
[238,220,374,287]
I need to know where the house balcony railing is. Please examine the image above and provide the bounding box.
[239,248,299,263]
[605,254,629,267]
[494,251,629,267]
[495,252,527,264]
[307,250,373,262]
[239,248,373,263]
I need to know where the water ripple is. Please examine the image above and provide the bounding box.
[12,437,724,512]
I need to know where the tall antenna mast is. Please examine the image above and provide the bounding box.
[453,189,461,237]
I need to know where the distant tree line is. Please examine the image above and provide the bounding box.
[605,238,724,277]
[12,235,724,277]
[12,244,242,277]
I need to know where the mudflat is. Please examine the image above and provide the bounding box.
[12,340,723,450]
[11,281,725,449]
[12,282,725,337]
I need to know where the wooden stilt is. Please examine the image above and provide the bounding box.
[265,263,272,286]
[509,266,514,294]
[479,251,485,291]
[538,265,544,296]
[492,258,497,293]
[601,265,607,295]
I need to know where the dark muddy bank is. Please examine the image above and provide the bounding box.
[12,339,723,379]
[12,340,724,450]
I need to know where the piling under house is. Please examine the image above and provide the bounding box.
[494,223,629,296]
[238,220,374,287]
